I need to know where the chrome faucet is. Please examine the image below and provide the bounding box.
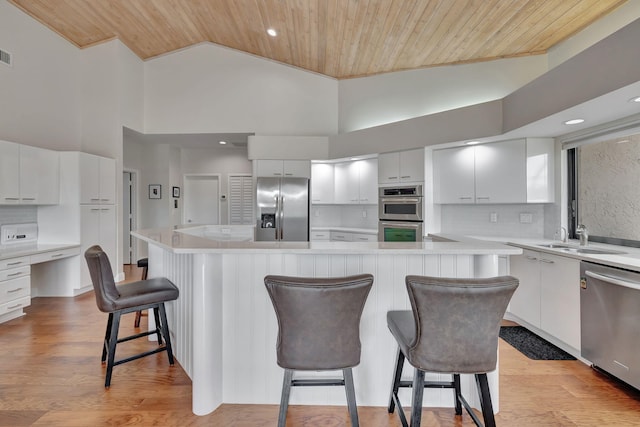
[558,226,568,243]
[576,224,589,246]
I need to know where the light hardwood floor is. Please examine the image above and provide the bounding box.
[0,264,639,426]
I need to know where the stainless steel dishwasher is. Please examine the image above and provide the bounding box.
[580,261,640,389]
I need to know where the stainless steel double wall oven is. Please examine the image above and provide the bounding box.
[378,184,423,242]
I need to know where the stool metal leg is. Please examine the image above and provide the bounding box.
[410,369,425,427]
[102,313,113,363]
[105,311,121,388]
[153,307,163,344]
[343,368,359,427]
[278,369,294,427]
[476,373,496,427]
[453,373,462,415]
[388,347,405,413]
[158,303,174,365]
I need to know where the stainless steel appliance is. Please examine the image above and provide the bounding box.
[378,184,424,242]
[379,220,423,242]
[378,185,423,221]
[581,261,640,389]
[256,177,309,242]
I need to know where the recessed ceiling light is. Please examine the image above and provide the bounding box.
[465,141,480,145]
[630,96,640,103]
[267,28,277,37]
[219,140,227,145]
[564,119,585,125]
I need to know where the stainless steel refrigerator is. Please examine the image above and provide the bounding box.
[255,177,309,241]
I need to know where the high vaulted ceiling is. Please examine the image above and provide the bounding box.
[9,0,627,79]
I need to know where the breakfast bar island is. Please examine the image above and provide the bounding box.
[132,226,521,416]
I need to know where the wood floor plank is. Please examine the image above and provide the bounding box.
[0,264,639,426]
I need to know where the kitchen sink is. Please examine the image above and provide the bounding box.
[560,247,626,255]
[537,243,626,255]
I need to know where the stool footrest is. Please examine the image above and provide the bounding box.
[113,346,171,367]
[291,378,346,387]
[398,379,455,389]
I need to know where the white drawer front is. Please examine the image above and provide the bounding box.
[0,295,31,316]
[0,265,30,282]
[310,231,330,241]
[0,276,30,303]
[0,256,30,271]
[352,233,377,242]
[30,247,79,264]
[330,232,352,241]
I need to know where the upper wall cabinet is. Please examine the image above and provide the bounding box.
[311,163,335,204]
[255,160,311,178]
[79,153,116,205]
[433,138,554,204]
[378,148,425,184]
[334,158,378,204]
[0,141,60,205]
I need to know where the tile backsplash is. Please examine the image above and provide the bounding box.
[440,204,545,238]
[0,206,37,227]
[311,204,378,230]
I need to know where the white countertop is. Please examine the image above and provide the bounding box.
[0,243,81,261]
[469,235,640,273]
[132,227,521,255]
[311,227,378,234]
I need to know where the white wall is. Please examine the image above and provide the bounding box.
[144,43,338,136]
[0,0,81,149]
[338,55,548,134]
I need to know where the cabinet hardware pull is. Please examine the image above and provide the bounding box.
[388,176,398,180]
[91,208,100,211]
[477,197,490,200]
[51,254,64,258]
[4,197,20,200]
[21,197,36,201]
[7,262,23,266]
[525,256,537,261]
[401,175,411,178]
[459,197,473,200]
[91,198,100,201]
[7,304,22,310]
[540,259,554,264]
[8,288,23,293]
[100,199,110,202]
[7,272,23,277]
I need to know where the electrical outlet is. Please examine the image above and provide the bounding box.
[520,213,533,224]
[490,212,498,223]
[362,210,367,218]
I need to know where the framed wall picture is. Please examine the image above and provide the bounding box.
[149,184,161,199]
[172,186,180,198]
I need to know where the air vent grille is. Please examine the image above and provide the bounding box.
[0,49,12,67]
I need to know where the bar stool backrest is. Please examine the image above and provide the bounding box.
[264,274,373,371]
[405,275,518,373]
[84,245,120,313]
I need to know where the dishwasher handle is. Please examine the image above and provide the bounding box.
[585,270,640,291]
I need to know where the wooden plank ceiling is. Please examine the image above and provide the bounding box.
[9,0,627,79]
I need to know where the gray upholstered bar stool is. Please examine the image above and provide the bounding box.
[85,246,179,388]
[387,275,518,427]
[264,274,374,427]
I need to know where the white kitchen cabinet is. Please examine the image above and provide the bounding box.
[80,205,117,288]
[433,146,475,204]
[255,160,311,178]
[0,141,59,205]
[334,158,378,204]
[0,256,31,323]
[79,153,116,204]
[311,163,335,204]
[378,148,425,184]
[330,231,352,241]
[508,249,541,328]
[539,253,581,350]
[351,233,377,242]
[474,140,526,203]
[310,230,330,241]
[509,249,581,350]
[434,138,553,204]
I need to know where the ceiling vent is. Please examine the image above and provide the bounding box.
[0,49,12,67]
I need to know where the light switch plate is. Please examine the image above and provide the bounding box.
[519,213,533,224]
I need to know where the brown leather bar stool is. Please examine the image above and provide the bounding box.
[264,274,374,427]
[133,257,149,327]
[85,246,179,388]
[387,275,518,427]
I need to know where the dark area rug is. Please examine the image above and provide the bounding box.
[499,326,576,360]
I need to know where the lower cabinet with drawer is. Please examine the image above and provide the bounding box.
[0,257,31,323]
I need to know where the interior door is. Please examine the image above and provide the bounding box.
[122,171,134,264]
[184,175,220,225]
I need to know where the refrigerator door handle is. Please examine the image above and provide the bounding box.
[280,196,285,240]
[274,195,280,240]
